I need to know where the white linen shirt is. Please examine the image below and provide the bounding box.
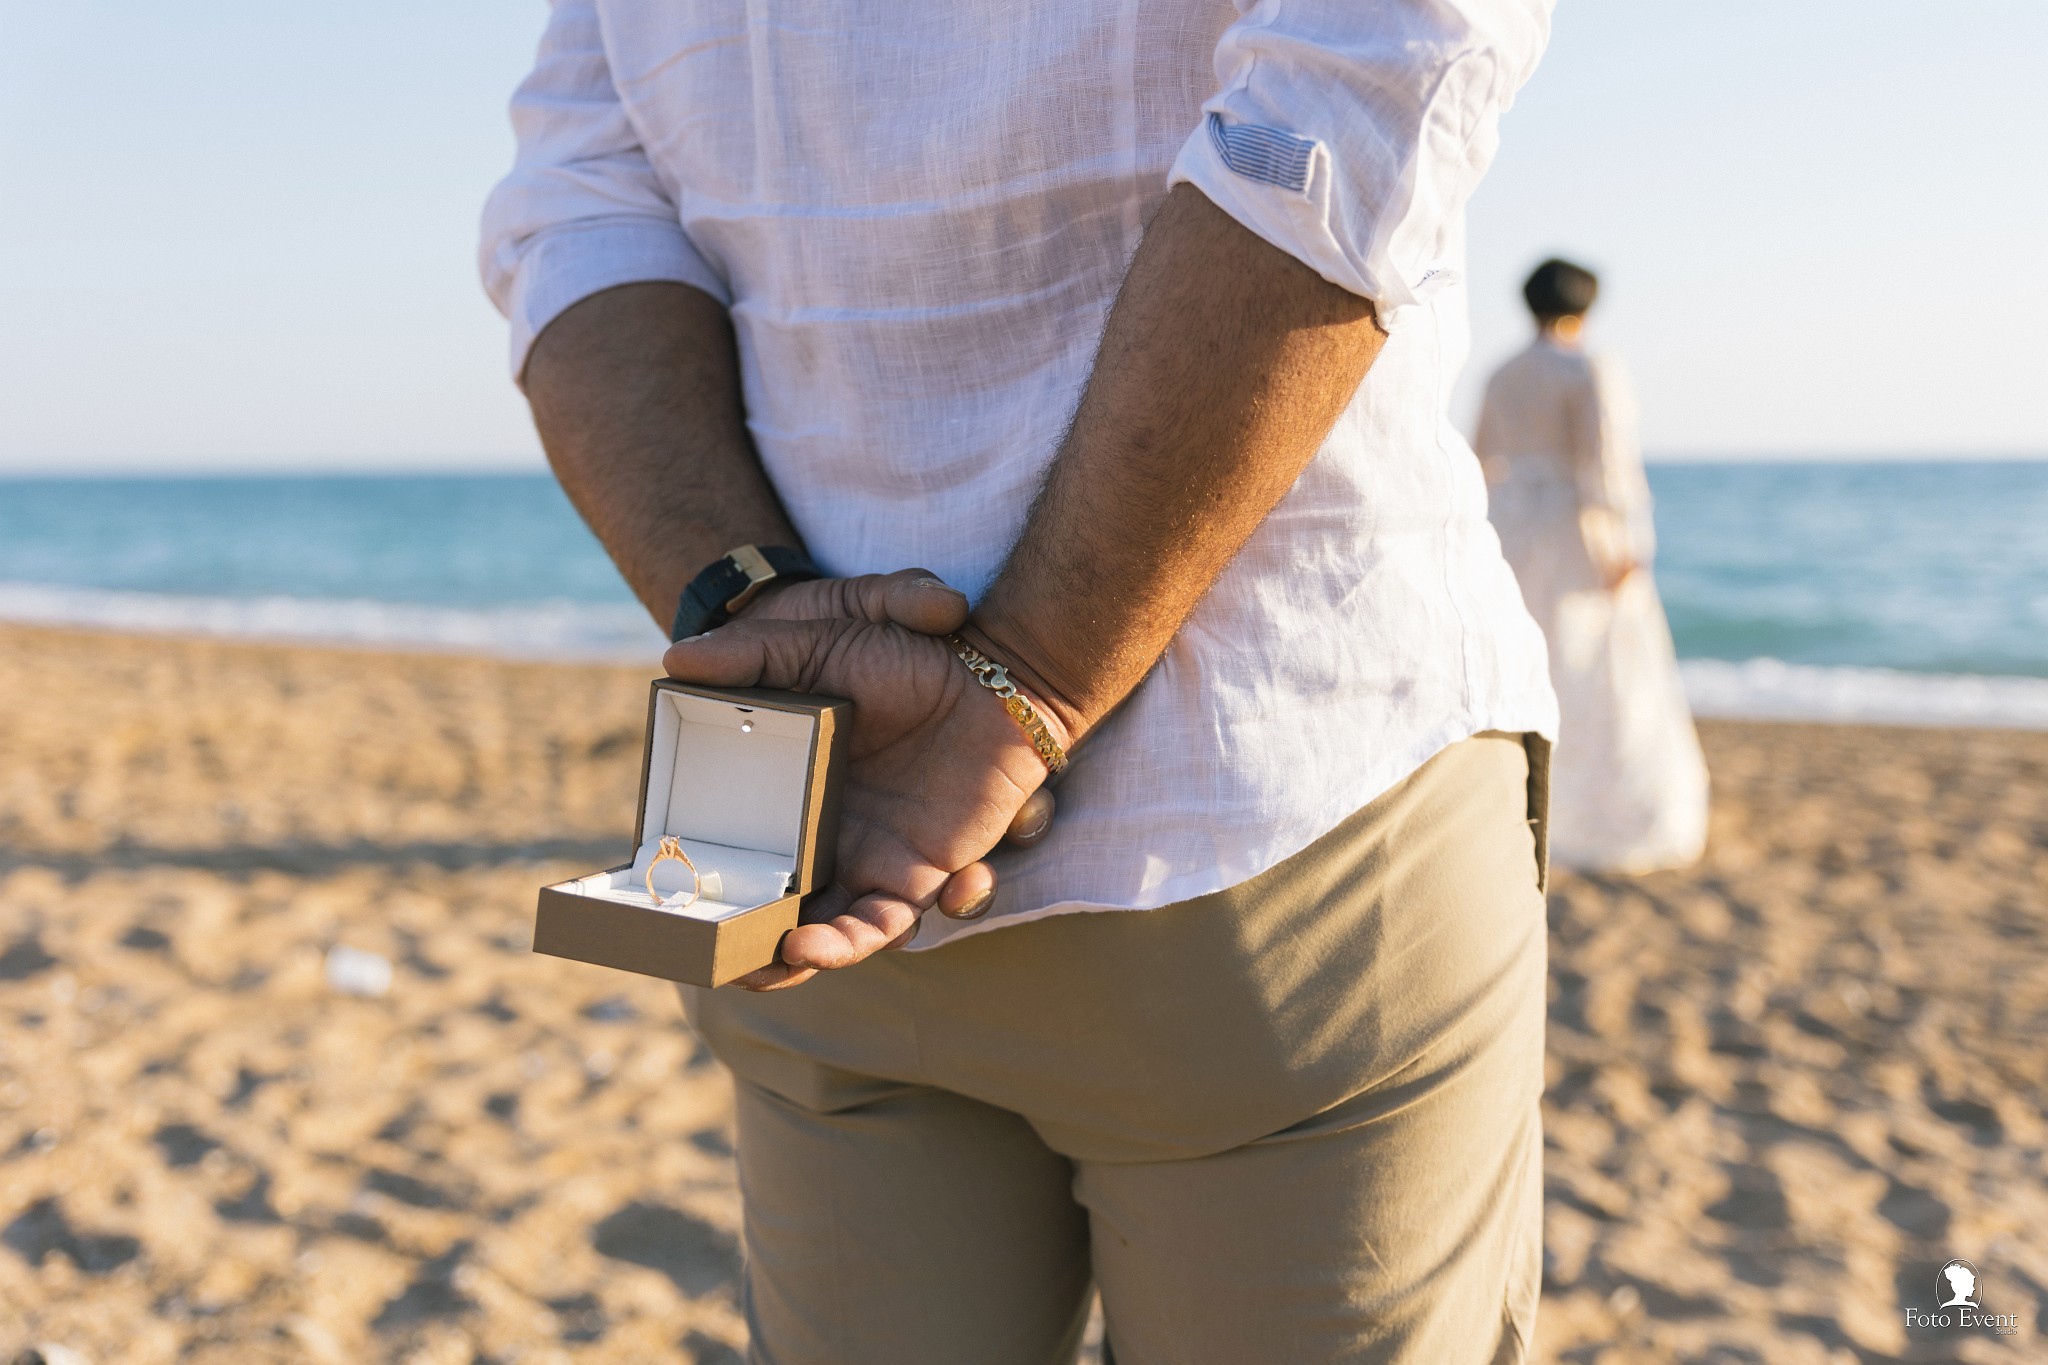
[481,0,1560,949]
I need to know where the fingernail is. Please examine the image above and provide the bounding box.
[946,889,995,921]
[912,577,964,595]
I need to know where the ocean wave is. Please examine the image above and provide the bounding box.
[1680,658,2048,730]
[0,581,664,665]
[6,581,2047,730]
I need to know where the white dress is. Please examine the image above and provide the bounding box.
[1476,339,1708,873]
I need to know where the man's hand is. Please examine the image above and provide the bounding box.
[733,568,1062,854]
[733,568,964,633]
[663,606,1064,992]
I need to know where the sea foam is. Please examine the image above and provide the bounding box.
[1680,658,2048,730]
[0,581,662,664]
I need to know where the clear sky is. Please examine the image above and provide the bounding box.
[2,0,2043,473]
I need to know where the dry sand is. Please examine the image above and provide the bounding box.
[0,623,2042,1363]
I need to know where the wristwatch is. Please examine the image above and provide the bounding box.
[670,544,820,641]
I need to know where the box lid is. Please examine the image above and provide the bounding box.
[632,681,850,900]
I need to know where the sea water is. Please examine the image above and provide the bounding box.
[3,462,2045,727]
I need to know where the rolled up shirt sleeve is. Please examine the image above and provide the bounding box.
[1168,0,1552,331]
[478,0,729,380]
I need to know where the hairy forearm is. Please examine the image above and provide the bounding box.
[971,185,1387,742]
[524,282,799,626]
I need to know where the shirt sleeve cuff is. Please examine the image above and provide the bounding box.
[1168,114,1456,335]
[504,218,730,381]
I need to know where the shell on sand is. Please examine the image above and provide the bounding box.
[0,624,2043,1362]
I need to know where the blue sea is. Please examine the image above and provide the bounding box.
[4,463,2046,727]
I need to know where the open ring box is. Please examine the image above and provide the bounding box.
[534,680,850,987]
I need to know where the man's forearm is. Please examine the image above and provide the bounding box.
[524,282,799,626]
[971,185,1387,742]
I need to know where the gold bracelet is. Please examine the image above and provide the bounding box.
[944,634,1068,775]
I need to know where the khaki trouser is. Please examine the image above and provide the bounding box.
[686,732,1550,1365]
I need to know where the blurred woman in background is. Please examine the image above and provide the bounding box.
[1477,259,1708,873]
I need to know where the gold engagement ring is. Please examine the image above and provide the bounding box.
[646,835,701,908]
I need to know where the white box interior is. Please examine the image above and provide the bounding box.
[556,690,815,921]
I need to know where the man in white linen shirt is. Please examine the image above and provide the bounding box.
[482,1,1559,1360]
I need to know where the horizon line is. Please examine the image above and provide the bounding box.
[2,450,2046,480]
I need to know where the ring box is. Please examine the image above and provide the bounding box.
[534,680,851,987]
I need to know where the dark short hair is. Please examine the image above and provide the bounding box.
[1523,258,1599,320]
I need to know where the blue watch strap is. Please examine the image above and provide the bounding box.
[669,545,818,641]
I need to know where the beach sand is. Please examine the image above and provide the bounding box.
[1,623,2042,1363]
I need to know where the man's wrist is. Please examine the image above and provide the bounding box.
[953,616,1088,753]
